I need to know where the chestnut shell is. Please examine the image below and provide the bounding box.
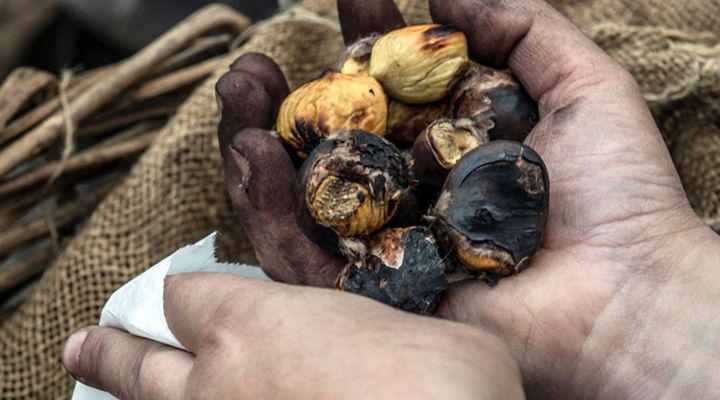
[337,227,446,315]
[295,129,410,257]
[433,140,549,279]
[412,118,488,200]
[451,67,539,142]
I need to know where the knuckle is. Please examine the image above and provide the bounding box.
[76,329,112,386]
[197,281,291,349]
[132,344,174,399]
[76,329,164,400]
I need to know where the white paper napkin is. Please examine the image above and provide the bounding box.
[71,232,270,400]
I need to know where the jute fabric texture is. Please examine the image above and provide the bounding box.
[2,0,719,397]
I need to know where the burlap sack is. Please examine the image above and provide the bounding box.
[2,0,719,398]
[548,0,720,229]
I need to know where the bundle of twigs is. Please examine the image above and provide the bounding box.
[0,4,250,319]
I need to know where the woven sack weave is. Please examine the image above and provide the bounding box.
[2,0,719,398]
[549,0,720,228]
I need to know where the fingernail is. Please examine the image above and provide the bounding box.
[62,330,88,379]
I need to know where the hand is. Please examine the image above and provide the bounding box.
[429,1,720,398]
[61,273,525,399]
[216,0,720,399]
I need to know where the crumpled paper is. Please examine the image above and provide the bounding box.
[71,232,269,400]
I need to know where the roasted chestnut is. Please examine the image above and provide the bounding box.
[295,129,410,258]
[450,65,539,142]
[432,141,549,283]
[337,226,446,315]
[276,70,388,159]
[412,118,488,196]
[368,24,469,104]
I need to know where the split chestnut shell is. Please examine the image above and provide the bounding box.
[433,141,549,281]
[412,118,489,197]
[337,227,446,315]
[295,129,410,258]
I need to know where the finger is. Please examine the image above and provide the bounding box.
[215,70,274,157]
[62,326,193,400]
[430,0,683,236]
[430,0,637,103]
[229,52,290,117]
[226,127,345,285]
[337,0,406,45]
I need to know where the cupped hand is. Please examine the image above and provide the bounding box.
[216,0,720,399]
[61,274,524,400]
[429,1,720,398]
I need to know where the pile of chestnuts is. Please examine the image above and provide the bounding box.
[276,24,548,315]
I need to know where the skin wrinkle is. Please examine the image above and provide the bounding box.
[571,266,636,398]
[592,272,676,399]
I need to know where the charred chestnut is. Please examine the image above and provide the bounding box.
[412,118,489,196]
[276,70,388,159]
[432,141,549,282]
[295,129,410,258]
[337,227,446,315]
[450,66,538,142]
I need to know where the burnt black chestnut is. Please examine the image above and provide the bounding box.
[432,140,549,282]
[450,65,539,142]
[337,227,446,315]
[295,129,410,259]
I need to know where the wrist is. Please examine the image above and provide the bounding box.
[580,222,720,399]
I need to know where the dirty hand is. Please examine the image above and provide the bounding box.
[216,0,720,399]
[62,273,524,399]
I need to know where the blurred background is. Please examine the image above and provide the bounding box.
[0,0,292,80]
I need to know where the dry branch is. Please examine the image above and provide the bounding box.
[152,34,232,77]
[76,105,178,138]
[0,247,54,300]
[0,67,57,129]
[127,56,226,105]
[0,182,116,259]
[0,132,157,198]
[0,67,114,146]
[0,4,249,178]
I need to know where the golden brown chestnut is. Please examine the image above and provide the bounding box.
[450,65,539,142]
[385,97,449,143]
[412,118,489,196]
[368,24,469,104]
[276,70,388,159]
[295,129,410,258]
[432,141,549,284]
[337,226,446,315]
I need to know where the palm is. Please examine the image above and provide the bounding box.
[438,68,701,394]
